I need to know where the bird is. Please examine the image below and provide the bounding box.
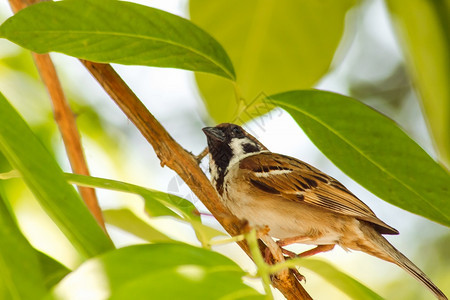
[202,123,447,300]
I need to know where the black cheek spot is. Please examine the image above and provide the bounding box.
[250,179,280,194]
[296,194,305,201]
[242,143,259,154]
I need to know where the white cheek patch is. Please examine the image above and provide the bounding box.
[254,169,293,177]
[227,138,268,169]
[229,138,248,158]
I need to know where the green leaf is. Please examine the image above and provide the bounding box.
[0,194,46,300]
[385,0,450,169]
[0,92,114,258]
[103,208,172,242]
[65,173,225,244]
[268,90,450,226]
[0,0,235,80]
[47,243,263,300]
[35,251,70,290]
[64,173,192,219]
[301,259,384,300]
[190,0,357,123]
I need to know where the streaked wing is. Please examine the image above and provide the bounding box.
[239,152,398,235]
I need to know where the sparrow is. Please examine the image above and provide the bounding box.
[202,123,447,300]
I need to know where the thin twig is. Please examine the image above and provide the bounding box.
[8,0,107,233]
[195,147,209,163]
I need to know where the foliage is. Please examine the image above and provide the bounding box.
[0,0,448,299]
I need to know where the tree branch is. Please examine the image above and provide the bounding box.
[8,0,107,233]
[80,61,312,300]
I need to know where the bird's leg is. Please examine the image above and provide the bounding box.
[277,236,311,258]
[275,236,335,282]
[280,247,297,258]
[297,244,335,257]
[277,236,336,257]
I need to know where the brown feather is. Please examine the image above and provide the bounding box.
[239,152,399,235]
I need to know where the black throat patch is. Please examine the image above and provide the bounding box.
[208,142,233,196]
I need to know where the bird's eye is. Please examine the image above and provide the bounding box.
[231,126,241,137]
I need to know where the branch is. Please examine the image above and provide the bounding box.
[8,0,107,233]
[80,61,312,300]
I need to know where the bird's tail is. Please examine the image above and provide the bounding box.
[359,224,447,300]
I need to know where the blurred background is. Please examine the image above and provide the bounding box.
[0,0,448,299]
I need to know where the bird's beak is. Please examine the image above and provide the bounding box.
[202,127,226,142]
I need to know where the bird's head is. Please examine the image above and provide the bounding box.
[202,123,268,173]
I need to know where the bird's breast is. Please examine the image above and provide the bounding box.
[221,170,358,245]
